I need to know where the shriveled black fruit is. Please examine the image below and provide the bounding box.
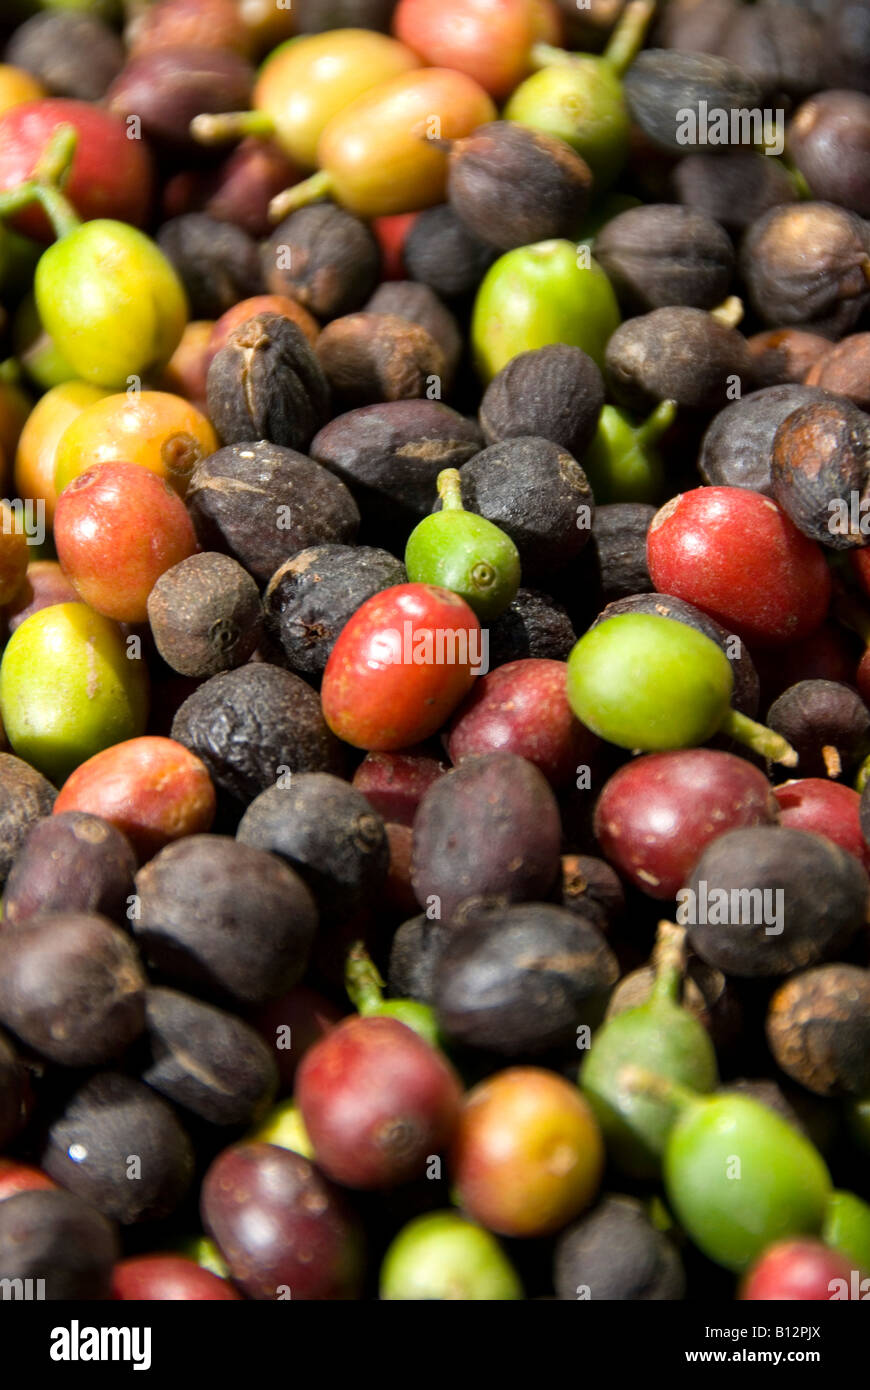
[580,503,656,606]
[315,312,446,409]
[767,964,870,1098]
[592,592,760,717]
[138,987,278,1127]
[594,204,735,314]
[411,752,562,923]
[0,1190,119,1300]
[134,835,317,1005]
[685,826,869,976]
[623,50,763,154]
[432,903,617,1055]
[718,3,825,101]
[772,397,870,549]
[2,811,136,928]
[310,400,483,543]
[605,307,751,413]
[479,345,604,459]
[387,915,450,1004]
[237,773,389,928]
[671,150,798,235]
[654,0,740,53]
[158,214,262,319]
[553,1196,686,1301]
[447,122,592,251]
[186,440,359,585]
[0,753,56,883]
[264,543,405,682]
[740,203,870,337]
[458,437,594,581]
[403,204,497,300]
[293,0,396,32]
[147,551,263,678]
[823,1,870,95]
[788,91,870,217]
[206,312,331,452]
[171,664,341,805]
[365,282,463,386]
[41,1072,194,1225]
[699,385,832,497]
[262,204,380,320]
[5,10,124,100]
[108,46,254,150]
[0,913,146,1067]
[746,328,832,390]
[767,680,870,779]
[487,588,577,668]
[560,854,625,933]
[806,334,870,412]
[0,1029,24,1148]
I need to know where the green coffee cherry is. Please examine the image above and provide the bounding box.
[405,468,521,620]
[0,602,149,783]
[380,1211,523,1300]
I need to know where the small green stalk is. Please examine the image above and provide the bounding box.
[602,0,657,77]
[0,359,21,386]
[437,468,465,512]
[269,170,334,223]
[190,109,276,146]
[0,125,82,239]
[345,939,387,1016]
[636,399,677,449]
[720,708,798,767]
[531,0,655,77]
[648,920,688,1008]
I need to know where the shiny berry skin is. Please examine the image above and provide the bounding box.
[0,604,149,783]
[34,221,188,391]
[55,461,198,623]
[53,736,215,862]
[296,1014,463,1190]
[0,1159,58,1203]
[321,583,482,751]
[112,1254,241,1301]
[451,1067,604,1237]
[774,778,870,871]
[201,1142,364,1300]
[447,658,598,788]
[53,390,217,499]
[740,1239,856,1301]
[647,487,832,647]
[594,750,779,899]
[393,0,561,101]
[0,100,153,241]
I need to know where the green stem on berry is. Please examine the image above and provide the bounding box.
[269,169,334,222]
[190,109,276,146]
[649,920,688,1008]
[344,940,386,1016]
[0,359,21,386]
[602,0,656,77]
[531,0,654,76]
[437,468,466,513]
[636,399,677,449]
[720,708,798,767]
[32,124,78,190]
[0,125,82,239]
